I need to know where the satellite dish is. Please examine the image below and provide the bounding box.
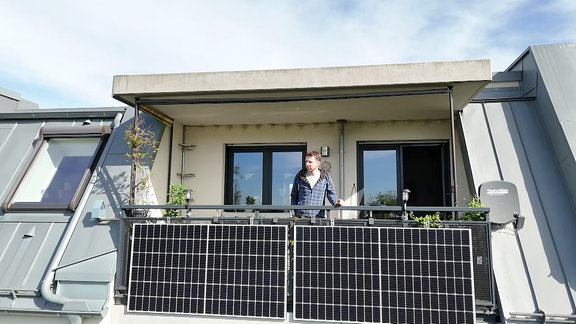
[479,181,520,225]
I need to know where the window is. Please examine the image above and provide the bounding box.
[3,126,110,211]
[224,145,305,206]
[358,142,450,216]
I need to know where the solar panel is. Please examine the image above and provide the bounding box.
[128,223,288,319]
[294,226,475,324]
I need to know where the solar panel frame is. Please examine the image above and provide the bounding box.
[127,223,289,319]
[293,225,476,324]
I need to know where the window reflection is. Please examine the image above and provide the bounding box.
[272,152,302,205]
[232,152,263,205]
[363,150,398,206]
[13,137,99,205]
[226,146,304,206]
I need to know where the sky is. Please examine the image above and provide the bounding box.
[0,0,575,109]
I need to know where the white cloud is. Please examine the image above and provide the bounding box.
[0,0,574,108]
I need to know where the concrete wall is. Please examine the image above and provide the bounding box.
[171,119,472,212]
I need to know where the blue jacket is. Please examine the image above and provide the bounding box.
[290,168,338,217]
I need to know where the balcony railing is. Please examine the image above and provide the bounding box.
[115,204,494,314]
[120,204,490,221]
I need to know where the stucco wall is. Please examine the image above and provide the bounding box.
[174,119,471,212]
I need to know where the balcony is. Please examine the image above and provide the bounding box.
[116,204,494,323]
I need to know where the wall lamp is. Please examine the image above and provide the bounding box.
[321,146,330,157]
[401,189,411,220]
[185,189,193,216]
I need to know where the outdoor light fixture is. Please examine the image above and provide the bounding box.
[185,189,193,216]
[401,189,411,220]
[321,146,330,157]
[402,189,410,203]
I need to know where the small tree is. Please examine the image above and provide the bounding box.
[124,118,159,208]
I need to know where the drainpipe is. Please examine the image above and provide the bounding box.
[66,315,82,324]
[40,113,123,324]
[448,87,458,208]
[337,120,346,207]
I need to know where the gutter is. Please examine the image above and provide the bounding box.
[39,113,123,324]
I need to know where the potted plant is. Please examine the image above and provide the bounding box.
[461,196,486,221]
[412,212,442,228]
[245,195,256,206]
[244,195,256,212]
[165,184,188,217]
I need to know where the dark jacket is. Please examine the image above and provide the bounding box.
[290,168,338,217]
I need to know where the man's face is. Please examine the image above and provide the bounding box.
[305,156,320,172]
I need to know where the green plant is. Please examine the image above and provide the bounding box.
[461,196,486,221]
[365,191,398,219]
[165,184,188,216]
[366,191,397,206]
[124,118,160,206]
[412,212,442,228]
[245,195,256,205]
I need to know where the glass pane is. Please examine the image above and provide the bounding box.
[403,145,447,206]
[14,137,99,204]
[272,151,302,205]
[363,150,398,206]
[232,152,263,205]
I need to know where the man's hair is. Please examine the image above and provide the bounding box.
[306,150,322,162]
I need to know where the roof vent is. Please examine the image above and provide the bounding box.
[23,226,36,238]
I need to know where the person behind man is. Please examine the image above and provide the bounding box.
[290,151,344,217]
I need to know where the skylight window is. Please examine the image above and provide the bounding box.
[3,126,110,212]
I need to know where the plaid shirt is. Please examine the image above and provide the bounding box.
[290,168,338,217]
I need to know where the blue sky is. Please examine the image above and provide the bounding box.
[0,0,574,109]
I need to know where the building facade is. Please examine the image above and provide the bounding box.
[0,43,575,323]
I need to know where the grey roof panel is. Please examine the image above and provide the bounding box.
[0,122,40,203]
[0,221,67,291]
[461,97,576,319]
[0,109,126,315]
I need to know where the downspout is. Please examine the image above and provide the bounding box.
[338,120,346,214]
[40,113,123,324]
[448,87,458,209]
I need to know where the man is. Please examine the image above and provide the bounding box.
[290,151,344,217]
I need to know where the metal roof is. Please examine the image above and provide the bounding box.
[0,102,129,316]
[460,43,576,322]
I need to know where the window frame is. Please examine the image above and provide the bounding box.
[357,141,451,208]
[2,126,111,212]
[224,144,306,206]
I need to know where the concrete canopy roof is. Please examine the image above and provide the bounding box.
[112,60,491,126]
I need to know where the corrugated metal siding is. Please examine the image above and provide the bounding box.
[461,99,576,320]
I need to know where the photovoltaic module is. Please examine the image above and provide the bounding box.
[293,226,475,323]
[127,223,288,319]
[127,223,475,323]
